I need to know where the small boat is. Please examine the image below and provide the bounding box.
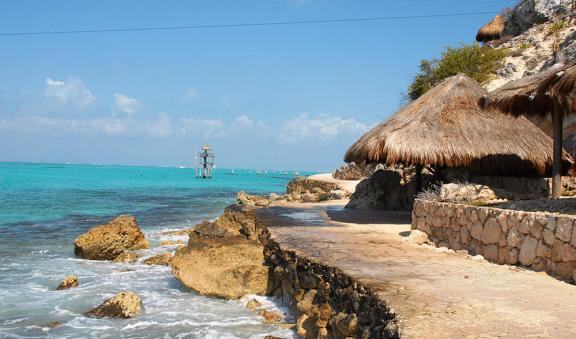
[225,169,236,176]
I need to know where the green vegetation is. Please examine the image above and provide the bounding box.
[407,43,508,101]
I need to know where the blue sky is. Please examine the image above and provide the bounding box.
[0,0,516,171]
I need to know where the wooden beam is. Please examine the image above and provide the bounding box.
[552,106,563,198]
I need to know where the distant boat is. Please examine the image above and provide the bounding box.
[225,169,236,176]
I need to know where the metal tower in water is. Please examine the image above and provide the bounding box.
[195,145,214,179]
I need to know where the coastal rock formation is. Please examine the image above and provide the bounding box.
[286,177,343,202]
[56,275,79,290]
[86,291,142,318]
[439,183,500,204]
[171,236,268,299]
[113,251,139,263]
[191,204,260,241]
[74,215,149,261]
[503,0,570,37]
[143,253,172,266]
[159,240,184,246]
[346,167,433,211]
[332,162,382,180]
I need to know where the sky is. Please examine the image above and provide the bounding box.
[0,0,517,171]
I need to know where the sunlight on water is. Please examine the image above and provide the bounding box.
[0,162,310,338]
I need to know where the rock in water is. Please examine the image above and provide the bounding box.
[143,253,172,266]
[171,236,268,299]
[86,291,142,318]
[191,204,259,241]
[113,251,139,263]
[56,275,79,290]
[246,298,262,311]
[74,215,149,260]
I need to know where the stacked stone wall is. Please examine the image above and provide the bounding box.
[412,199,576,281]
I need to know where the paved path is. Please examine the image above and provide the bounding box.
[256,201,576,338]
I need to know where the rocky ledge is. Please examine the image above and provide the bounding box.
[171,203,398,337]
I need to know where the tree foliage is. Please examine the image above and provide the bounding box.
[407,43,508,101]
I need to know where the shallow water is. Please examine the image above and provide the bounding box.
[0,162,307,338]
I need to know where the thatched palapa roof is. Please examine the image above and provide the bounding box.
[345,74,571,176]
[482,58,576,117]
[476,15,505,43]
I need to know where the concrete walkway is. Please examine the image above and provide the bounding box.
[256,201,576,338]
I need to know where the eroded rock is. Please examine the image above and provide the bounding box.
[191,205,259,241]
[56,275,79,290]
[86,291,142,318]
[171,236,268,299]
[143,253,172,266]
[113,251,139,264]
[74,216,149,261]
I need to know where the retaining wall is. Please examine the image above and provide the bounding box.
[412,199,576,281]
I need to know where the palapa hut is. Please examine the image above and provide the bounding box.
[482,53,576,197]
[476,15,505,43]
[345,74,570,184]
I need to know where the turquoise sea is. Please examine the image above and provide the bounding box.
[0,162,310,338]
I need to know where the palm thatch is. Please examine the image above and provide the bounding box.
[345,74,571,176]
[481,57,576,117]
[476,15,505,42]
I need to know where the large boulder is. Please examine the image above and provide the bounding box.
[191,204,259,241]
[74,216,149,260]
[86,291,142,318]
[171,236,268,299]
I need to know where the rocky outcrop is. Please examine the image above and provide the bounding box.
[503,0,571,37]
[143,253,172,266]
[171,236,269,299]
[286,177,345,203]
[56,275,79,290]
[191,204,260,241]
[113,251,139,263]
[86,291,142,318]
[346,167,433,211]
[159,240,184,246]
[332,163,382,180]
[74,216,149,261]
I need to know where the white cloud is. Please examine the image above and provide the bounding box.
[234,114,253,127]
[184,88,201,101]
[44,77,95,109]
[278,113,369,144]
[113,93,142,116]
[0,113,173,139]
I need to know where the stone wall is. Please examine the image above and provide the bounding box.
[263,232,399,338]
[412,199,576,282]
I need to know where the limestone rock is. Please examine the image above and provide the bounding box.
[237,191,272,207]
[143,253,172,266]
[171,236,268,299]
[56,275,79,290]
[287,177,339,197]
[258,309,283,324]
[555,218,573,243]
[481,219,502,245]
[408,230,430,245]
[333,162,381,180]
[191,204,258,241]
[519,236,539,266]
[159,240,184,246]
[74,216,149,261]
[113,251,139,264]
[246,298,262,311]
[331,312,358,337]
[440,183,499,204]
[86,291,142,318]
[503,0,569,37]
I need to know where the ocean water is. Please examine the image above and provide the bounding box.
[0,162,309,338]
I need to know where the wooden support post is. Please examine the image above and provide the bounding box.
[552,107,563,198]
[415,164,423,194]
